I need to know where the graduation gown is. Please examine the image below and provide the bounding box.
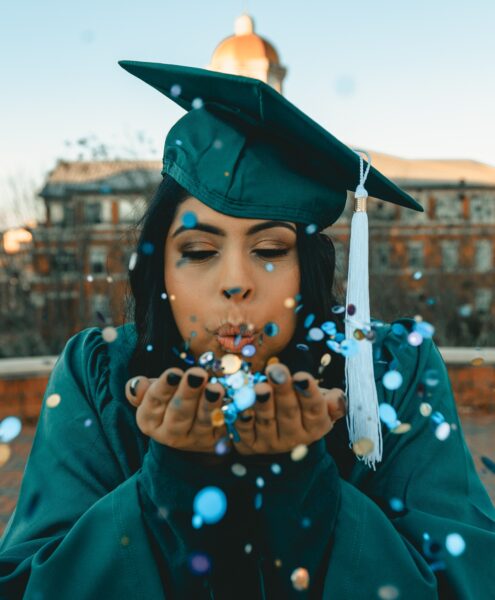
[0,319,494,599]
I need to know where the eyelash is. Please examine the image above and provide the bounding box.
[180,249,289,262]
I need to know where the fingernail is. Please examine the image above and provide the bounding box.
[166,372,182,386]
[130,377,140,397]
[188,373,204,388]
[239,413,253,422]
[256,391,270,403]
[205,388,221,403]
[293,378,309,391]
[268,367,287,385]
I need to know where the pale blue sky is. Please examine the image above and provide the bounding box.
[1,0,494,226]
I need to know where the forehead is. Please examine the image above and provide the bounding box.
[173,197,296,232]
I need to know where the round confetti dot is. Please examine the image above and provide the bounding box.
[377,585,400,600]
[308,327,324,341]
[305,223,317,234]
[284,297,296,309]
[0,444,12,467]
[331,305,345,314]
[244,543,253,554]
[188,552,211,575]
[382,370,403,391]
[86,275,94,282]
[390,422,411,434]
[353,329,366,341]
[407,331,423,347]
[265,262,275,272]
[414,321,435,338]
[389,498,404,512]
[304,313,315,328]
[291,567,310,591]
[106,275,113,283]
[213,139,223,150]
[120,535,130,546]
[169,294,176,301]
[347,303,356,315]
[320,353,331,366]
[181,211,197,228]
[301,517,312,528]
[321,321,337,336]
[458,304,472,317]
[241,344,256,358]
[271,463,282,475]
[161,292,168,300]
[379,403,397,427]
[352,437,374,456]
[340,338,360,358]
[102,326,118,343]
[84,418,93,428]
[128,252,138,271]
[274,559,283,568]
[291,444,308,462]
[141,241,154,255]
[471,357,484,366]
[435,422,451,441]
[234,386,256,411]
[170,84,182,97]
[264,322,279,337]
[211,408,225,428]
[231,463,247,477]
[221,353,242,374]
[254,493,263,509]
[199,351,215,366]
[193,487,227,524]
[256,477,265,488]
[0,416,22,443]
[412,270,423,280]
[192,514,203,529]
[391,323,407,337]
[224,171,230,177]
[445,533,466,556]
[192,97,204,109]
[46,393,61,408]
[423,369,440,387]
[146,344,153,352]
[420,402,432,417]
[215,437,230,455]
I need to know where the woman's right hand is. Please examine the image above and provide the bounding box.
[125,367,227,453]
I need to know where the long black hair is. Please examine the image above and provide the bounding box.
[124,175,346,389]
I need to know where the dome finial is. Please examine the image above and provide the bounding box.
[234,13,255,36]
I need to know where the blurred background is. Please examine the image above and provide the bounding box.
[1,0,494,534]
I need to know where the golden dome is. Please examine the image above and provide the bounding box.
[210,14,280,66]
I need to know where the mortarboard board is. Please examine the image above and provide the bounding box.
[119,60,424,469]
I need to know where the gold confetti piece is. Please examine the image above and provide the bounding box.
[291,444,308,462]
[284,297,296,309]
[390,422,411,435]
[353,329,366,341]
[267,356,280,366]
[0,444,11,467]
[224,171,230,177]
[102,326,118,343]
[120,535,130,546]
[46,393,61,408]
[352,437,374,456]
[231,463,247,477]
[419,402,432,417]
[211,408,225,427]
[274,559,283,568]
[179,352,187,359]
[320,353,331,367]
[377,584,400,599]
[471,357,484,366]
[220,353,242,374]
[169,294,176,301]
[291,567,310,591]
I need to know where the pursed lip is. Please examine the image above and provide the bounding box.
[214,322,257,353]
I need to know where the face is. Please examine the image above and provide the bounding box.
[164,197,300,372]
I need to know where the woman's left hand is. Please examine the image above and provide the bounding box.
[234,363,347,455]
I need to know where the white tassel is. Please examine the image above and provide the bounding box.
[344,150,383,470]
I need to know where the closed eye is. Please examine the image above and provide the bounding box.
[180,249,289,262]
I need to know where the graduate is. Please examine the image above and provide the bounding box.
[0,61,494,600]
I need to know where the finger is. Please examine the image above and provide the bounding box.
[252,380,277,445]
[266,364,303,438]
[292,371,329,433]
[322,387,347,421]
[135,370,183,432]
[163,367,208,436]
[126,376,154,407]
[194,382,225,430]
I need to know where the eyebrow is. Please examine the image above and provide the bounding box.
[171,220,297,238]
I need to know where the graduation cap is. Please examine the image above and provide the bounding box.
[119,60,424,469]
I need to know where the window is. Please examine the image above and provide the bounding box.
[53,250,78,272]
[85,202,102,224]
[440,240,459,272]
[435,194,462,221]
[50,202,64,224]
[474,288,492,313]
[371,242,390,272]
[89,247,106,274]
[470,194,495,223]
[407,241,424,269]
[474,240,492,272]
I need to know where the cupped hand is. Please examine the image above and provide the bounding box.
[233,363,347,455]
[125,367,227,453]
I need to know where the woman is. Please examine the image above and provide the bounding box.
[0,62,494,600]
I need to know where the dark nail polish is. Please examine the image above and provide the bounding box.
[256,392,270,403]
[239,413,253,422]
[188,373,204,388]
[293,378,309,391]
[166,372,182,386]
[268,368,287,385]
[130,377,140,396]
[205,388,221,403]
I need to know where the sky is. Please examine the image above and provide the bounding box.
[1,0,495,227]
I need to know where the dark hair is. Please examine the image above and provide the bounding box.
[125,175,346,389]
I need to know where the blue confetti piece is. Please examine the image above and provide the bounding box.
[182,211,198,228]
[193,487,227,524]
[304,313,315,328]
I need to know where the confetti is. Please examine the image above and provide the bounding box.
[193,486,227,524]
[321,321,337,336]
[170,83,182,97]
[423,369,440,387]
[0,417,22,443]
[308,327,324,341]
[471,357,484,366]
[320,353,331,366]
[241,344,256,358]
[146,344,153,352]
[291,567,310,591]
[284,297,296,309]
[220,354,242,374]
[245,543,253,554]
[305,224,317,234]
[46,393,61,408]
[419,402,433,417]
[188,552,211,575]
[0,444,11,467]
[181,211,197,228]
[291,444,308,461]
[102,326,118,343]
[389,498,404,512]
[390,422,411,434]
[446,533,466,556]
[192,97,204,109]
[379,403,398,427]
[377,585,400,600]
[86,275,94,282]
[331,305,345,314]
[233,386,256,411]
[435,422,451,441]
[271,463,282,475]
[231,463,247,477]
[211,408,225,427]
[128,252,138,271]
[352,437,374,456]
[265,262,275,272]
[264,322,279,337]
[120,535,130,546]
[382,370,403,391]
[140,241,154,255]
[347,303,356,316]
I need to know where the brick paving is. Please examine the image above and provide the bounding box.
[1,415,494,538]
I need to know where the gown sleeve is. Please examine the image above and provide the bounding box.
[319,320,495,599]
[0,327,235,600]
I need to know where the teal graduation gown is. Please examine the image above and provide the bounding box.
[0,319,494,599]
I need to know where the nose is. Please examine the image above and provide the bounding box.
[223,286,251,300]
